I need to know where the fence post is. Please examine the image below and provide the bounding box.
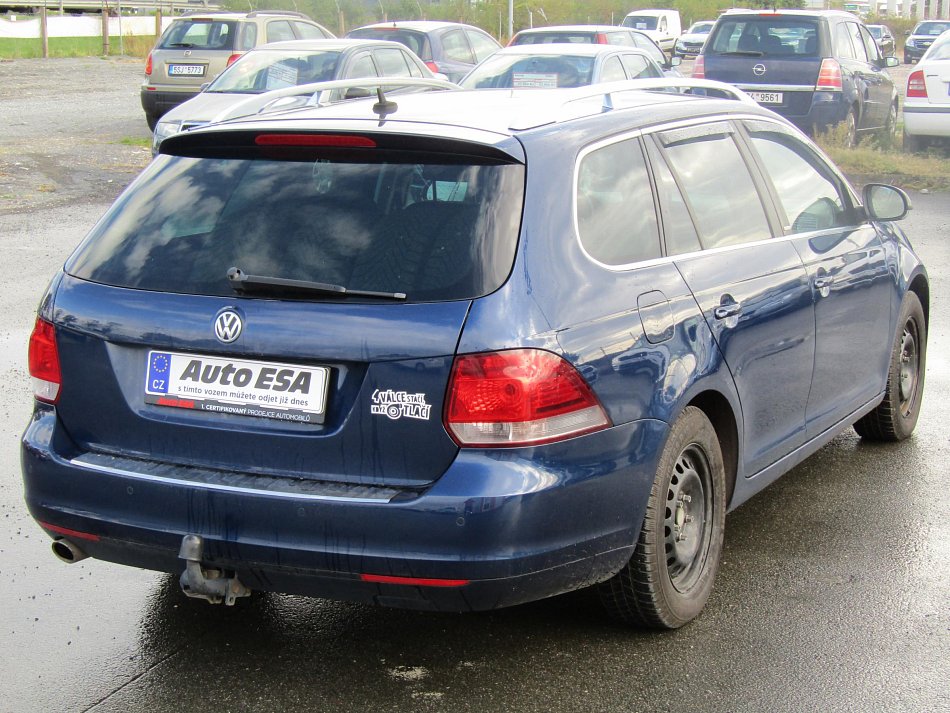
[102,1,110,56]
[40,6,49,58]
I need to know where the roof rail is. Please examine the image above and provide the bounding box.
[209,77,460,125]
[509,78,760,131]
[245,10,310,19]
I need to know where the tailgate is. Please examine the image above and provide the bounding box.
[52,276,468,488]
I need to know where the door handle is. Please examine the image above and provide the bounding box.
[714,303,741,320]
[814,276,834,297]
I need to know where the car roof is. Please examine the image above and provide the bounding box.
[246,39,408,52]
[515,25,637,33]
[491,44,649,58]
[350,21,482,32]
[170,84,775,147]
[720,8,856,19]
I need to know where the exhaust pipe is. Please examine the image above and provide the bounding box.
[51,538,88,564]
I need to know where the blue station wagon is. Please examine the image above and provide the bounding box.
[22,79,927,628]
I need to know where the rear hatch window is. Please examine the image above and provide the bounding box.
[158,19,238,51]
[707,16,821,58]
[67,153,524,302]
[347,28,432,61]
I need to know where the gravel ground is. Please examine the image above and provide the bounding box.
[0,56,153,215]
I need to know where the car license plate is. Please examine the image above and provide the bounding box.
[169,64,206,76]
[145,351,329,424]
[748,91,783,104]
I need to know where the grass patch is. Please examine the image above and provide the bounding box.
[0,34,154,59]
[118,136,151,148]
[816,128,950,192]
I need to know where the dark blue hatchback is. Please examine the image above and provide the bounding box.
[22,81,928,628]
[696,9,900,145]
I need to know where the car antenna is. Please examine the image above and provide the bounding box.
[373,87,398,120]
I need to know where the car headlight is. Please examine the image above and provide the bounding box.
[906,39,916,48]
[152,120,183,154]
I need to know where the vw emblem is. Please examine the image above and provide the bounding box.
[214,310,243,344]
[753,63,766,76]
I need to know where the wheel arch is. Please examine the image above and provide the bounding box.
[687,390,739,509]
[908,274,930,329]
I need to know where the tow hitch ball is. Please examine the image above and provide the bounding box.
[178,534,251,606]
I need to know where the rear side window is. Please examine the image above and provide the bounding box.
[238,23,257,51]
[607,32,634,46]
[293,21,330,40]
[467,30,500,62]
[576,138,661,266]
[658,125,771,249]
[159,20,236,51]
[709,17,820,57]
[266,21,296,44]
[744,123,852,233]
[622,54,661,79]
[374,48,413,77]
[66,156,525,302]
[601,56,626,83]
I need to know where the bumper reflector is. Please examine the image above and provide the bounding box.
[360,574,470,588]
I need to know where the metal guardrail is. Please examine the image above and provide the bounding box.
[0,0,220,12]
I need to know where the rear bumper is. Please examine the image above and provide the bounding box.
[21,406,666,612]
[140,86,200,118]
[903,104,950,138]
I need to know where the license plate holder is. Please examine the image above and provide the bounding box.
[168,64,206,76]
[747,91,784,104]
[145,351,329,424]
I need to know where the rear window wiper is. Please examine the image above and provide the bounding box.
[227,267,407,301]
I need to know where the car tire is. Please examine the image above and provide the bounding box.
[844,107,858,148]
[598,406,726,629]
[880,101,898,143]
[903,131,924,152]
[854,292,926,442]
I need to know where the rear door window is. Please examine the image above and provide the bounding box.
[576,138,661,266]
[622,53,661,79]
[466,29,500,62]
[657,123,772,249]
[374,47,413,76]
[66,154,525,302]
[237,22,257,51]
[600,56,626,83]
[293,21,330,40]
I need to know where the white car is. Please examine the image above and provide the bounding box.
[903,29,950,151]
[673,21,714,58]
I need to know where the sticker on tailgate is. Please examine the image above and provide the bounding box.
[145,351,329,424]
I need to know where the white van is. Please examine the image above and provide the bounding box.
[620,9,682,54]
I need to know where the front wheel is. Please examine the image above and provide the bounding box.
[598,406,726,629]
[854,292,927,441]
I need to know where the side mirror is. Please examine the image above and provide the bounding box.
[884,56,899,67]
[905,29,912,35]
[344,87,372,99]
[670,55,682,67]
[199,82,211,92]
[863,184,912,221]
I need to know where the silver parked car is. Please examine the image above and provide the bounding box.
[151,39,439,152]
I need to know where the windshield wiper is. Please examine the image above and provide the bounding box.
[227,267,407,300]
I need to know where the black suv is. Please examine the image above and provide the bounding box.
[696,9,900,145]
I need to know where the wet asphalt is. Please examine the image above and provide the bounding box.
[0,58,947,713]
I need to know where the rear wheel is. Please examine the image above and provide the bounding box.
[881,102,898,143]
[903,131,924,153]
[844,107,858,148]
[598,406,726,629]
[854,292,926,441]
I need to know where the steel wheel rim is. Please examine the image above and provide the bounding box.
[663,444,714,593]
[898,317,920,417]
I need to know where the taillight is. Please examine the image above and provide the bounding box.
[144,52,152,76]
[444,349,610,447]
[424,61,440,73]
[28,317,61,404]
[594,32,609,44]
[692,55,705,79]
[816,58,842,91]
[226,52,243,67]
[254,134,377,147]
[907,70,928,98]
